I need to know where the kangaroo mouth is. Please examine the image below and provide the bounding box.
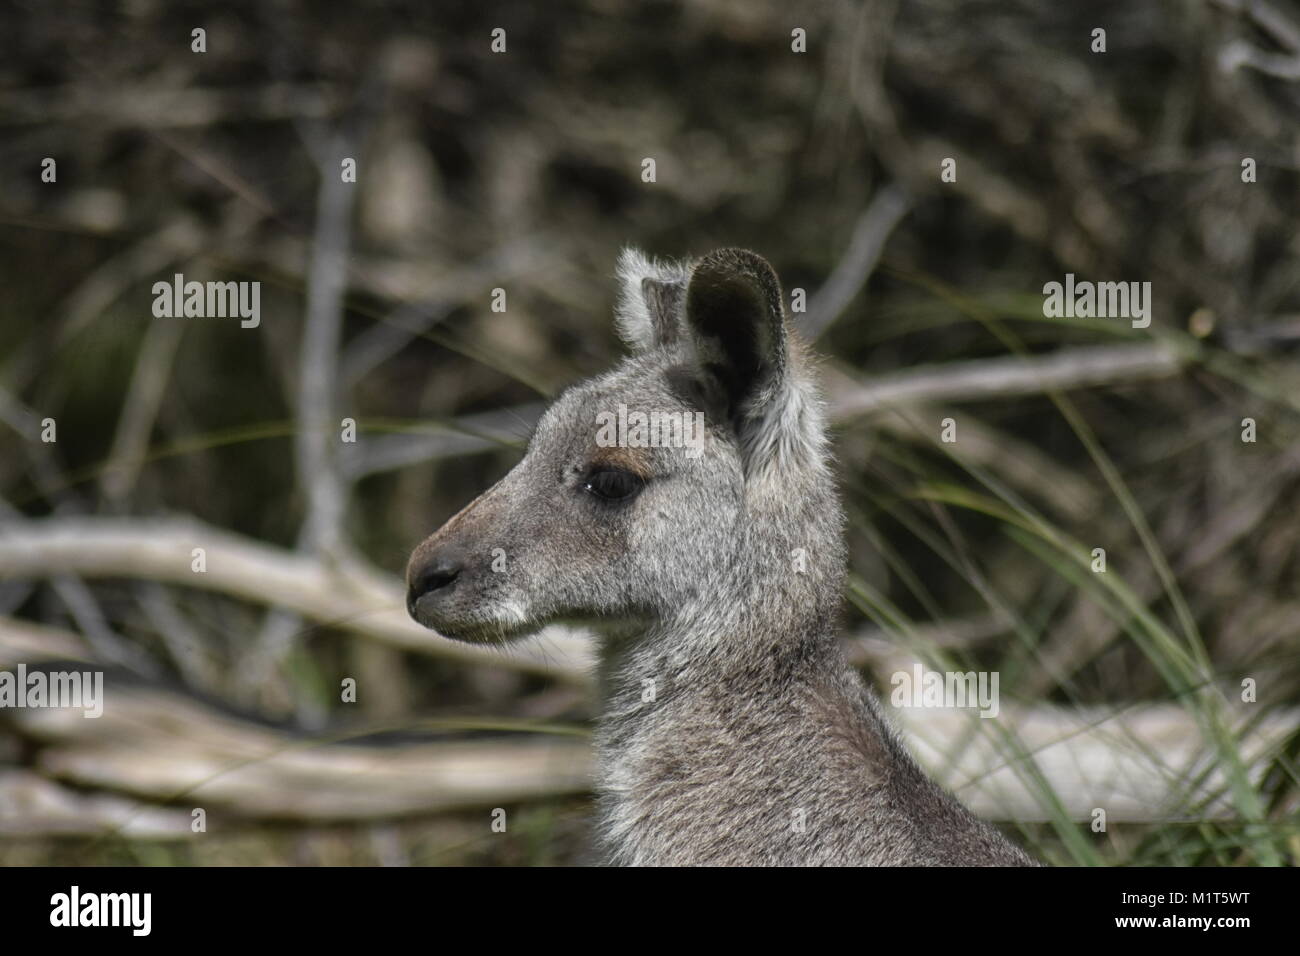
[409,598,537,646]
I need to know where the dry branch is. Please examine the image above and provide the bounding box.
[826,342,1190,419]
[801,184,912,340]
[0,769,194,838]
[0,84,337,128]
[1,654,1292,828]
[0,519,594,682]
[342,403,543,480]
[2,676,591,823]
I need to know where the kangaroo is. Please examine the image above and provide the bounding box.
[406,248,1035,866]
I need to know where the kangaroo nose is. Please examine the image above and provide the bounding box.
[406,552,463,617]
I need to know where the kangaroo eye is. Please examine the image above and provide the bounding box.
[582,468,645,501]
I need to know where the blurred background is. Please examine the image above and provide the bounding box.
[1,0,1298,865]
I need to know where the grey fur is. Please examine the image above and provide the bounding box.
[407,248,1036,866]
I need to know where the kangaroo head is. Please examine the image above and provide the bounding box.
[406,247,840,646]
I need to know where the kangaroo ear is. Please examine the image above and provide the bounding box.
[683,248,789,417]
[614,247,689,352]
[683,249,824,476]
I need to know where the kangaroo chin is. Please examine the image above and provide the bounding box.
[406,246,1037,867]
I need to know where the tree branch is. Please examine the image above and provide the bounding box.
[0,518,595,682]
[827,341,1190,419]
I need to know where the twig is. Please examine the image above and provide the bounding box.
[295,131,360,558]
[827,342,1190,419]
[248,116,369,714]
[339,235,552,386]
[136,583,221,692]
[48,575,154,674]
[801,184,912,339]
[1218,38,1300,79]
[0,83,337,128]
[1211,0,1300,53]
[0,517,595,682]
[0,769,194,837]
[0,616,90,666]
[100,319,186,506]
[341,403,543,481]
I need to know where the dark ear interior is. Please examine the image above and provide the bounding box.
[684,249,788,415]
